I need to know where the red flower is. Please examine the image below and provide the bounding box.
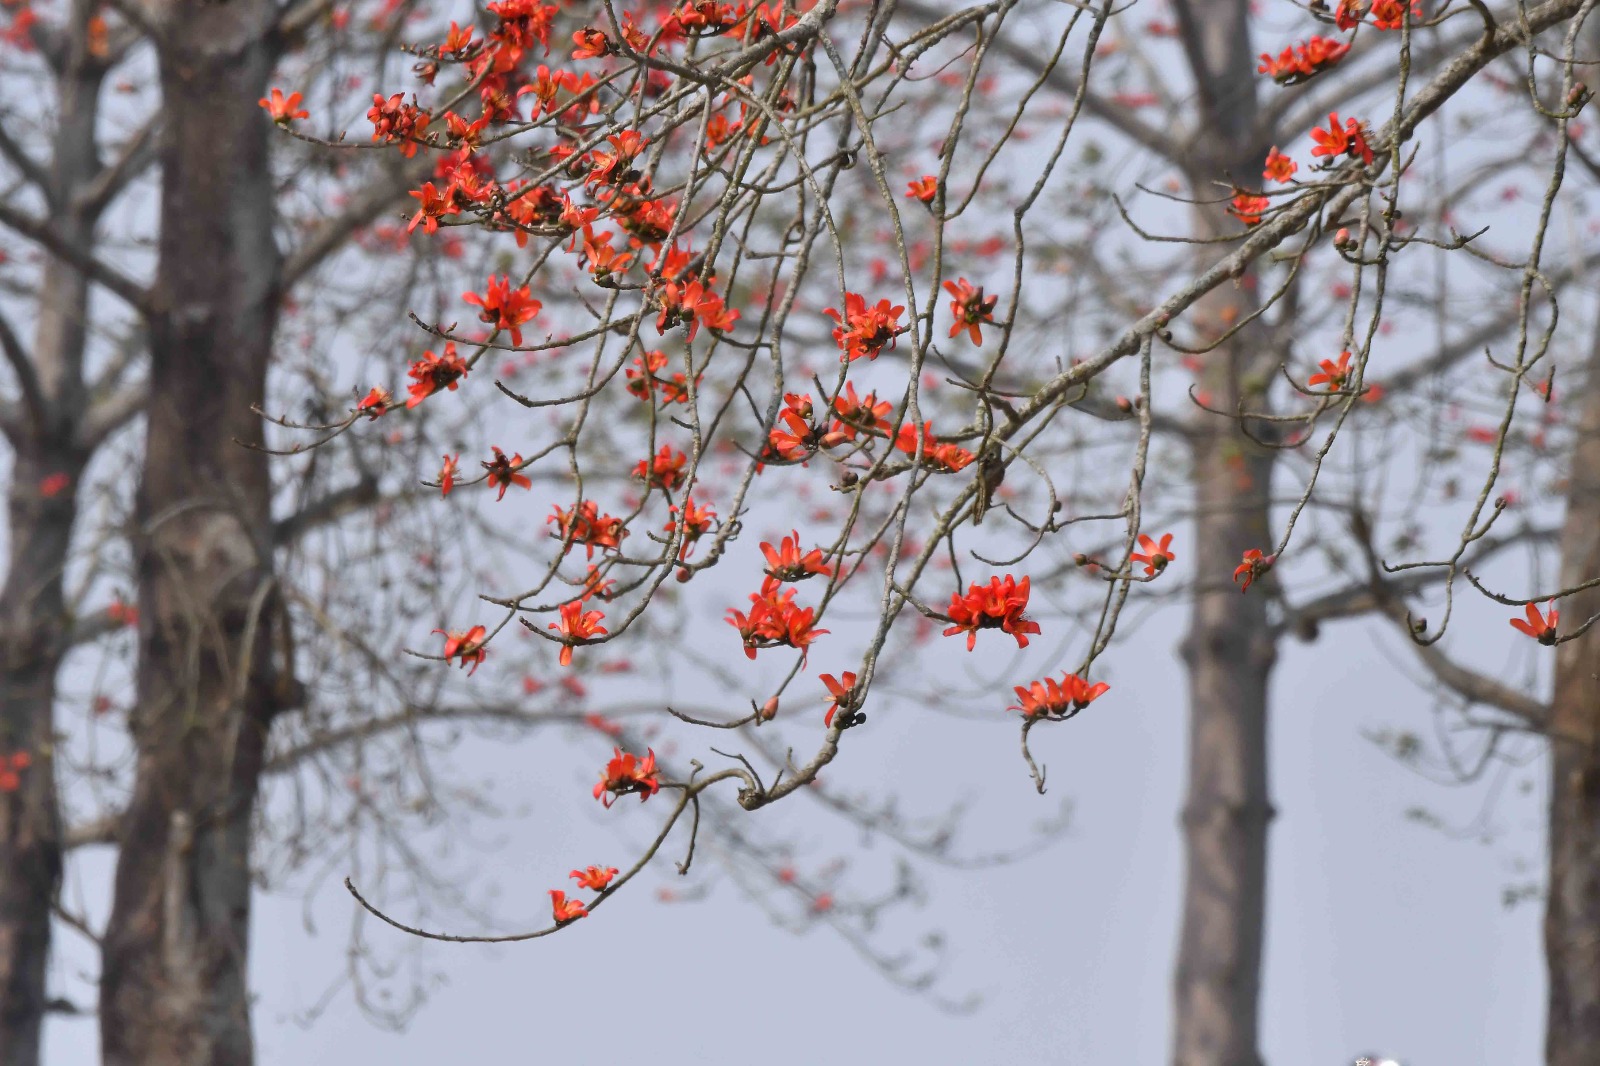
[894,421,974,473]
[464,276,541,347]
[1263,147,1297,184]
[1008,673,1109,718]
[438,454,460,497]
[570,865,619,890]
[906,175,938,204]
[367,93,430,157]
[579,225,635,280]
[550,889,589,923]
[1232,549,1274,593]
[1257,35,1350,85]
[826,383,892,444]
[823,293,906,363]
[549,500,628,558]
[761,531,833,582]
[434,624,488,673]
[943,278,998,345]
[656,278,740,341]
[764,392,821,462]
[571,25,613,59]
[1310,113,1374,167]
[943,575,1041,652]
[408,182,459,234]
[406,342,469,408]
[356,386,391,419]
[482,447,532,500]
[664,495,717,559]
[1510,601,1559,645]
[594,747,660,806]
[1228,190,1271,227]
[1130,533,1176,577]
[107,597,138,627]
[633,444,688,491]
[38,472,71,498]
[259,88,309,124]
[549,601,607,666]
[0,750,32,793]
[1307,350,1353,391]
[819,672,860,727]
[585,130,647,187]
[725,577,828,660]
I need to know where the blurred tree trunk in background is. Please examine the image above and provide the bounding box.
[97,0,286,1060]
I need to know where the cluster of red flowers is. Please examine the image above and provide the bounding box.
[594,747,660,807]
[1008,673,1109,719]
[655,276,740,340]
[943,575,1040,651]
[368,92,431,156]
[1335,0,1421,30]
[761,531,832,582]
[894,421,974,473]
[826,383,892,445]
[0,750,32,793]
[764,392,824,463]
[824,292,906,363]
[549,500,628,558]
[1257,36,1350,85]
[1310,112,1375,167]
[725,577,827,660]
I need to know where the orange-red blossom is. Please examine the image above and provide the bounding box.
[549,890,588,923]
[726,577,828,660]
[943,575,1041,652]
[820,672,860,728]
[550,601,607,666]
[435,624,488,674]
[1233,549,1275,593]
[594,747,660,806]
[569,865,619,890]
[1008,673,1109,718]
[259,88,309,124]
[1131,533,1176,577]
[1510,602,1559,645]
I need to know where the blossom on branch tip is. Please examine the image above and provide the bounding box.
[1310,113,1374,167]
[0,750,32,793]
[481,447,531,500]
[356,386,391,419]
[1263,147,1297,183]
[259,88,309,124]
[1233,549,1274,593]
[1130,533,1175,577]
[820,671,861,728]
[463,276,541,347]
[943,575,1040,652]
[824,293,906,363]
[1307,350,1353,391]
[1257,36,1350,85]
[550,889,588,923]
[550,601,607,666]
[434,625,488,674]
[1510,601,1558,644]
[367,93,430,156]
[943,278,998,345]
[906,176,938,204]
[438,454,459,497]
[594,747,660,806]
[726,577,828,660]
[1008,673,1109,718]
[406,342,469,408]
[570,865,619,890]
[761,531,833,582]
[633,444,688,491]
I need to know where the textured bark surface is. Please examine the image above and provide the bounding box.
[1545,324,1600,1066]
[0,6,106,1059]
[97,2,285,1062]
[1167,0,1277,1063]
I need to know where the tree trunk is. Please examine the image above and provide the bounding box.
[0,9,107,1058]
[98,3,285,1062]
[1544,322,1600,1066]
[1168,0,1275,1061]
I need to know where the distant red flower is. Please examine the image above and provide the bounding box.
[1008,672,1109,718]
[1263,147,1297,183]
[107,597,138,627]
[906,175,938,204]
[438,454,460,496]
[434,624,488,674]
[1228,190,1271,227]
[0,750,32,793]
[550,889,589,923]
[463,276,541,347]
[1130,533,1175,577]
[943,575,1040,651]
[1510,601,1558,645]
[633,444,689,491]
[943,278,998,345]
[1232,549,1274,593]
[549,600,607,666]
[594,747,660,806]
[406,342,469,408]
[894,421,974,473]
[259,88,309,124]
[38,472,71,498]
[761,531,832,582]
[569,865,619,890]
[1257,35,1350,85]
[656,277,739,341]
[819,671,860,728]
[481,447,532,500]
[1307,350,1353,391]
